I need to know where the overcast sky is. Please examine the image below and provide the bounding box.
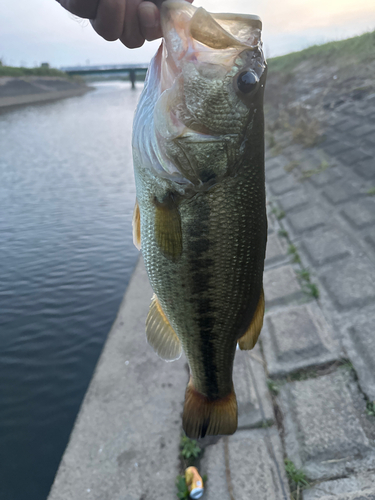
[1,0,375,68]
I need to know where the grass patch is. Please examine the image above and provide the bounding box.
[176,436,206,498]
[303,282,320,299]
[278,229,288,238]
[180,435,202,462]
[292,116,323,148]
[0,64,70,79]
[284,160,299,172]
[367,187,375,196]
[268,29,375,74]
[297,269,310,281]
[297,267,320,299]
[288,244,301,263]
[284,459,309,499]
[267,379,280,396]
[176,475,190,499]
[366,401,375,417]
[271,206,286,220]
[300,160,330,180]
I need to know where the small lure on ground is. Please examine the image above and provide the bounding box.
[185,466,204,499]
[132,0,267,438]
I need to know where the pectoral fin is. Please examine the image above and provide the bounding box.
[146,295,182,362]
[238,289,265,350]
[132,200,141,251]
[154,195,182,261]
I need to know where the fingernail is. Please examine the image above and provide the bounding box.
[140,3,159,29]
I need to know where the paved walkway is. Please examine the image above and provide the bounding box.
[48,91,375,500]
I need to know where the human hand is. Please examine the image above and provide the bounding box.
[57,0,194,48]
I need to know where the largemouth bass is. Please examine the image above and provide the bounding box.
[132,0,267,438]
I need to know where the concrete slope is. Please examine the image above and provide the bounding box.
[0,76,90,109]
[48,257,188,500]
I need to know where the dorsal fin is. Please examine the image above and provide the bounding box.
[146,295,182,362]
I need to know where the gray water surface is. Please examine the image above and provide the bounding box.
[0,82,141,500]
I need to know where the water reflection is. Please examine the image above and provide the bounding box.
[0,82,140,500]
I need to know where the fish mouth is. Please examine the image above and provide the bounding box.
[159,1,263,91]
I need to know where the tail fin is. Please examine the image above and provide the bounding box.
[182,380,238,439]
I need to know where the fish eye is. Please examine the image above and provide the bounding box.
[237,71,259,94]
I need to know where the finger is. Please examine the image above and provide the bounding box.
[120,0,145,49]
[90,0,127,41]
[58,0,100,19]
[138,2,162,41]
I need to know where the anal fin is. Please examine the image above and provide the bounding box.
[146,295,182,361]
[183,379,238,439]
[238,288,265,350]
[132,199,141,251]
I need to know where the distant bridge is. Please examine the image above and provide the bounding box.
[64,64,149,89]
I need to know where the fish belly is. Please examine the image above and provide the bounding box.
[135,161,267,401]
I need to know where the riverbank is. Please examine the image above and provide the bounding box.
[48,31,375,500]
[0,76,91,110]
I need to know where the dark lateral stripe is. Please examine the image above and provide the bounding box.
[187,199,219,398]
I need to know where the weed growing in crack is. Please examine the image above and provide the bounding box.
[271,206,286,220]
[180,436,202,462]
[176,475,189,499]
[284,459,309,500]
[176,436,206,498]
[366,401,375,417]
[300,160,330,180]
[267,378,280,396]
[278,229,288,238]
[367,187,375,196]
[288,244,301,263]
[297,269,310,281]
[284,160,299,172]
[303,282,320,299]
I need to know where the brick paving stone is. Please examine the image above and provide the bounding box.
[364,134,375,150]
[351,123,375,139]
[233,347,274,429]
[308,168,342,187]
[300,230,352,266]
[278,188,309,213]
[266,165,287,182]
[336,121,354,133]
[365,228,375,252]
[266,233,287,265]
[343,319,375,401]
[324,140,353,156]
[304,490,375,500]
[201,429,290,500]
[266,155,290,171]
[287,206,326,234]
[320,258,375,310]
[262,303,339,377]
[200,439,231,500]
[355,158,375,180]
[278,371,375,480]
[263,265,302,307]
[341,199,375,229]
[340,148,372,165]
[323,181,360,205]
[268,175,298,196]
[303,473,375,500]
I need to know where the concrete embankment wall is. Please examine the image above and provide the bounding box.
[0,76,91,110]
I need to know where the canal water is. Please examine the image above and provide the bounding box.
[0,82,141,500]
